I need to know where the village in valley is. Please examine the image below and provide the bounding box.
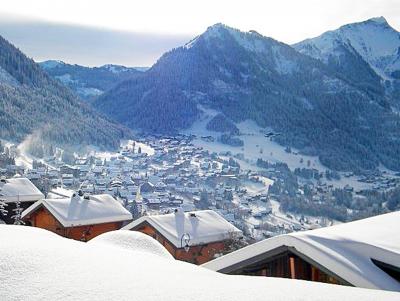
[1,130,400,245]
[2,132,400,293]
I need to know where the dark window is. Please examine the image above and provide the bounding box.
[371,259,400,283]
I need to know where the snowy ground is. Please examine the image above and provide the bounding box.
[183,107,399,191]
[92,139,155,160]
[0,226,398,301]
[121,139,155,156]
[3,140,55,170]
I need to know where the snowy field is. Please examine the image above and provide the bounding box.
[92,139,155,160]
[183,106,399,191]
[0,226,398,301]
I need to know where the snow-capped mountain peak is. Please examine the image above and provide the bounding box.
[294,16,400,80]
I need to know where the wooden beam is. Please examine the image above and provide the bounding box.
[311,266,318,281]
[289,256,296,279]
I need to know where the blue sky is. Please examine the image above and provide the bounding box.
[0,0,398,66]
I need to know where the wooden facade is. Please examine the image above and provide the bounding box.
[24,206,124,241]
[228,248,349,286]
[133,222,227,265]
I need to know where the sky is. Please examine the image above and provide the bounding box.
[0,0,399,66]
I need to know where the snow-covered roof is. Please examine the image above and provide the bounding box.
[0,226,399,301]
[0,177,44,203]
[122,209,242,248]
[203,211,400,292]
[47,187,74,199]
[22,193,132,227]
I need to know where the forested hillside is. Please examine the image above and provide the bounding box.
[40,60,143,101]
[0,35,130,149]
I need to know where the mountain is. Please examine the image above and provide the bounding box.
[0,35,130,149]
[40,60,145,101]
[94,22,400,172]
[294,17,400,99]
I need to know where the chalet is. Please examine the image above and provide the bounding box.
[22,192,132,241]
[203,211,400,292]
[60,165,80,178]
[140,181,155,193]
[122,209,242,264]
[0,177,44,224]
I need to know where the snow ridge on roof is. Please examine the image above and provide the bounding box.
[22,193,132,227]
[203,211,400,292]
[123,209,242,248]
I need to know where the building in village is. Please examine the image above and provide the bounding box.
[203,211,400,292]
[21,192,132,241]
[0,177,44,224]
[122,209,242,264]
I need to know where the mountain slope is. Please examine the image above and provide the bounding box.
[94,23,400,171]
[294,17,400,85]
[40,60,144,100]
[0,35,130,149]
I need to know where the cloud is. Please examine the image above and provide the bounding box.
[0,16,191,67]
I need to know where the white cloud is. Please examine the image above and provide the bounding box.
[0,0,399,65]
[0,0,399,43]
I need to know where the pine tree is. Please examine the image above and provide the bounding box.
[12,200,25,225]
[0,199,8,216]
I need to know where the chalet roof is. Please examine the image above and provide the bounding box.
[0,177,44,203]
[203,211,400,292]
[22,193,132,227]
[122,209,242,248]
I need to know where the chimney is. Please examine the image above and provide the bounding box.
[0,176,6,188]
[70,192,81,206]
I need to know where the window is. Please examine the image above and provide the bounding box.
[371,259,400,283]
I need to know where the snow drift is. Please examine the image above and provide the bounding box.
[0,226,398,301]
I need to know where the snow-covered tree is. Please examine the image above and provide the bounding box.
[0,199,8,216]
[12,201,25,225]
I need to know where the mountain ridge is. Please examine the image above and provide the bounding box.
[39,60,145,100]
[0,35,131,150]
[94,19,400,171]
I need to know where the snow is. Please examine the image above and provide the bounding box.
[47,187,74,199]
[121,139,155,156]
[272,46,299,75]
[39,60,65,69]
[76,86,103,97]
[0,226,399,301]
[295,17,400,79]
[203,211,400,292]
[0,66,19,87]
[184,110,326,172]
[91,140,154,161]
[0,178,44,203]
[184,36,199,49]
[89,230,173,259]
[123,210,242,248]
[55,73,76,84]
[21,193,132,227]
[183,106,392,191]
[203,23,268,53]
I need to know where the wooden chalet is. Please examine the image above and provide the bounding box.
[22,192,132,241]
[203,211,400,291]
[122,209,242,264]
